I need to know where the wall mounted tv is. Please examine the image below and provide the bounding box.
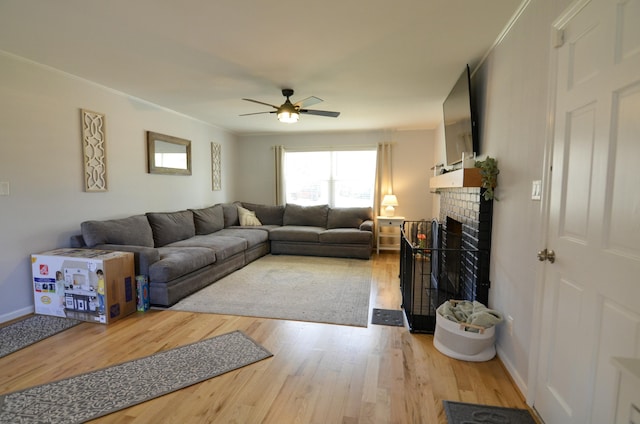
[443,64,479,166]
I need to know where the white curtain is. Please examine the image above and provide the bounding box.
[374,141,394,217]
[274,145,286,205]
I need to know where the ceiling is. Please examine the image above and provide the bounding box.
[0,1,522,135]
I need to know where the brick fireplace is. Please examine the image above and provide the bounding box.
[436,186,493,304]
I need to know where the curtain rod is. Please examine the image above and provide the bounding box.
[271,141,396,151]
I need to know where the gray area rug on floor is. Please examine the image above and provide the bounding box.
[0,330,272,424]
[170,254,373,327]
[443,400,537,424]
[0,315,81,359]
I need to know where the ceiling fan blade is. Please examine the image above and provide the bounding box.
[294,96,323,108]
[300,109,340,118]
[239,111,276,116]
[242,98,279,109]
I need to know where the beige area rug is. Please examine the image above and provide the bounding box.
[170,254,373,327]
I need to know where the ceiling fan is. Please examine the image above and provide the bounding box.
[240,88,340,123]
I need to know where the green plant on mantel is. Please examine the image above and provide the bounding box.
[475,156,499,201]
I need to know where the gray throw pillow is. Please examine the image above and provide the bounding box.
[81,215,154,248]
[221,202,241,227]
[283,204,329,227]
[146,210,195,247]
[241,202,285,225]
[190,204,224,234]
[327,207,373,229]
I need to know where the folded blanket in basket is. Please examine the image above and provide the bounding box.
[437,300,503,331]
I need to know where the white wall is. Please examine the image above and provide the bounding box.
[0,53,238,321]
[235,129,436,222]
[467,0,573,396]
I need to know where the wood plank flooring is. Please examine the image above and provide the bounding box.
[0,253,537,423]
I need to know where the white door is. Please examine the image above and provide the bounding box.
[535,0,640,423]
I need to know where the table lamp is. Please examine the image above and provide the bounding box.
[381,194,399,216]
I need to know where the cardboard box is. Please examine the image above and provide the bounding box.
[32,248,136,324]
[136,275,150,312]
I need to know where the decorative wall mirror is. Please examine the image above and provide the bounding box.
[147,131,192,175]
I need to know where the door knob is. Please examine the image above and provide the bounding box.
[537,249,556,264]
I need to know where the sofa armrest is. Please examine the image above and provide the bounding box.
[360,220,374,232]
[94,244,160,277]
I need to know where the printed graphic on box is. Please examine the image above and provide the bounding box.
[32,249,134,324]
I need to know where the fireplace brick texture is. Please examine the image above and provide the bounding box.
[437,187,493,304]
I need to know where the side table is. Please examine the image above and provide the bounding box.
[376,216,405,254]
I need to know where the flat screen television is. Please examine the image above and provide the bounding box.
[443,65,479,166]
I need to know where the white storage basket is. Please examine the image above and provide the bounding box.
[433,312,496,362]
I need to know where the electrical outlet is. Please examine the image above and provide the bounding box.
[507,316,514,335]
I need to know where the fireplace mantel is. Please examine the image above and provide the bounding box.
[429,168,482,189]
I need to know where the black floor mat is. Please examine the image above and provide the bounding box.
[443,400,537,424]
[371,308,404,327]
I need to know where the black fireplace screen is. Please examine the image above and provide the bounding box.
[400,220,490,333]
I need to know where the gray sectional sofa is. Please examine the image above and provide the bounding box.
[70,202,373,306]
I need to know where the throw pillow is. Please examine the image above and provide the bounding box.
[146,210,196,247]
[190,204,224,234]
[221,202,241,227]
[283,203,329,227]
[81,215,154,248]
[327,207,373,229]
[237,205,262,226]
[241,202,285,225]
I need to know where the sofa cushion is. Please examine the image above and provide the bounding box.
[319,228,373,244]
[237,205,262,226]
[149,247,216,283]
[222,202,241,227]
[283,204,329,227]
[190,204,224,235]
[269,226,323,242]
[241,202,285,225]
[327,207,373,229]
[166,235,246,261]
[146,210,195,247]
[81,215,154,248]
[215,228,270,248]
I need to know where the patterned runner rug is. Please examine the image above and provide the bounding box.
[0,315,81,359]
[0,330,272,424]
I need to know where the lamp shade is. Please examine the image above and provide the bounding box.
[381,194,399,216]
[381,194,398,207]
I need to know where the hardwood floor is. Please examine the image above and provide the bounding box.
[0,253,535,423]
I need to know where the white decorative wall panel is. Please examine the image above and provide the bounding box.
[81,109,107,192]
[211,142,221,191]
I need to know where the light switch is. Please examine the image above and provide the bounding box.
[531,180,541,201]
[0,182,9,196]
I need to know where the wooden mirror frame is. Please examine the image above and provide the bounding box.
[147,131,192,175]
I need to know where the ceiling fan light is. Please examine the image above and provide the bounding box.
[277,111,299,123]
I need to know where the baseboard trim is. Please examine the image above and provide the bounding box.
[0,305,34,324]
[496,344,530,406]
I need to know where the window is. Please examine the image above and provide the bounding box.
[284,149,377,207]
